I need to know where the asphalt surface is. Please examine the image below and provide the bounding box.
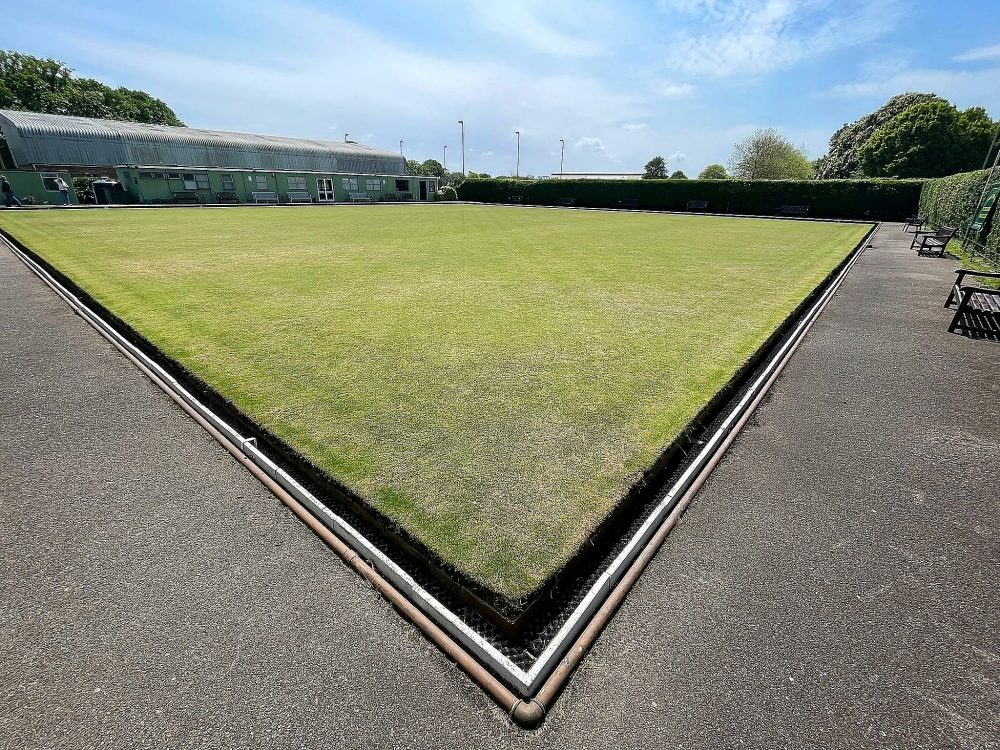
[1,223,998,749]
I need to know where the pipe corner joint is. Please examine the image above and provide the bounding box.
[510,698,546,729]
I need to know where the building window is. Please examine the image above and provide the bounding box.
[139,172,154,179]
[395,179,409,191]
[287,175,306,191]
[183,173,209,190]
[40,172,61,191]
[220,174,235,191]
[365,178,380,192]
[167,172,181,179]
[342,177,359,191]
[255,175,269,190]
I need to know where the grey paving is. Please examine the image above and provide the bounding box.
[1,224,998,750]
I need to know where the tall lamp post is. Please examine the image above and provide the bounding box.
[443,145,448,172]
[458,120,465,175]
[515,130,520,178]
[344,133,350,142]
[559,138,565,177]
[399,140,404,158]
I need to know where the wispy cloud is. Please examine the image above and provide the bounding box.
[655,81,696,97]
[669,150,687,162]
[953,43,1000,63]
[659,0,902,78]
[574,136,614,159]
[623,122,648,131]
[472,1,609,57]
[822,65,1000,109]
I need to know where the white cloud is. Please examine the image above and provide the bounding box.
[472,1,608,57]
[574,136,614,159]
[623,122,649,131]
[953,43,1000,63]
[660,0,901,78]
[822,66,1000,110]
[669,150,687,162]
[655,81,696,97]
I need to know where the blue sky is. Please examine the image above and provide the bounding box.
[6,1,1000,176]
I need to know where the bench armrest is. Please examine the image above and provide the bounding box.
[956,269,1000,280]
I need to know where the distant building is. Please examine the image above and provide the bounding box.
[548,172,645,181]
[0,110,438,204]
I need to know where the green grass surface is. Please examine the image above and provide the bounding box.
[0,205,869,600]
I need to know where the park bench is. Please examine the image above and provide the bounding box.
[398,192,414,201]
[619,198,639,209]
[903,213,928,232]
[945,269,1000,337]
[171,191,200,204]
[215,192,239,204]
[777,204,809,216]
[911,226,956,256]
[509,195,523,204]
[560,198,576,207]
[251,191,278,204]
[349,192,373,203]
[687,199,709,211]
[286,191,313,204]
[382,192,400,202]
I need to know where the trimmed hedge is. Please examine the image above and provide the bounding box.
[918,169,999,267]
[458,178,924,221]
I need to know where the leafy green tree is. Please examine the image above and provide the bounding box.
[0,50,183,125]
[643,155,667,179]
[420,159,445,177]
[405,159,425,175]
[697,163,729,179]
[729,128,812,180]
[815,92,943,178]
[441,171,465,188]
[859,101,997,177]
[669,170,688,179]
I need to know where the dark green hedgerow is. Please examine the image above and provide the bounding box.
[458,178,924,220]
[918,169,999,269]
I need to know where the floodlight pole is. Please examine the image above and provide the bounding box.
[345,133,350,142]
[443,145,448,172]
[458,120,465,175]
[559,139,565,178]
[516,131,521,177]
[400,140,404,158]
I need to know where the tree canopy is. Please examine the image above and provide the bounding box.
[859,100,996,178]
[643,155,667,179]
[728,128,812,180]
[697,163,729,179]
[669,170,688,179]
[0,50,183,125]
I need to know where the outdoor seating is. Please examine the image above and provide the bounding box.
[560,198,576,207]
[911,226,956,256]
[251,191,278,204]
[215,192,239,204]
[171,191,200,204]
[777,204,809,216]
[286,191,313,203]
[349,192,373,203]
[686,199,709,211]
[945,269,1000,337]
[903,214,927,232]
[618,197,639,209]
[509,195,523,204]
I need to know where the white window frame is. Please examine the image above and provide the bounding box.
[287,175,307,191]
[342,177,359,192]
[365,178,380,192]
[254,175,269,190]
[220,174,235,191]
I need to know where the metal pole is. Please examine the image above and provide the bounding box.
[345,133,350,142]
[443,145,447,172]
[559,139,565,177]
[458,120,465,175]
[400,140,404,158]
[515,131,520,178]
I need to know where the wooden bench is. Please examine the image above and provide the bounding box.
[618,197,639,209]
[349,192,372,203]
[777,204,809,216]
[903,214,927,232]
[171,191,200,204]
[509,195,523,204]
[286,191,313,204]
[945,269,1000,337]
[398,192,414,201]
[911,226,956,256]
[251,191,278,204]
[686,199,709,211]
[560,198,576,207]
[215,192,239,204]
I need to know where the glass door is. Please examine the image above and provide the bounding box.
[317,178,335,201]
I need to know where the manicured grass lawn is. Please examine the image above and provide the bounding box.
[0,205,869,600]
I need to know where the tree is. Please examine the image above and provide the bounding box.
[441,171,465,188]
[859,100,997,177]
[420,159,445,177]
[669,170,688,179]
[405,159,424,175]
[728,128,812,180]
[815,92,943,178]
[643,155,667,179]
[0,50,183,125]
[698,163,729,179]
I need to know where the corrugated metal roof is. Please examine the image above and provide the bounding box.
[0,110,405,175]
